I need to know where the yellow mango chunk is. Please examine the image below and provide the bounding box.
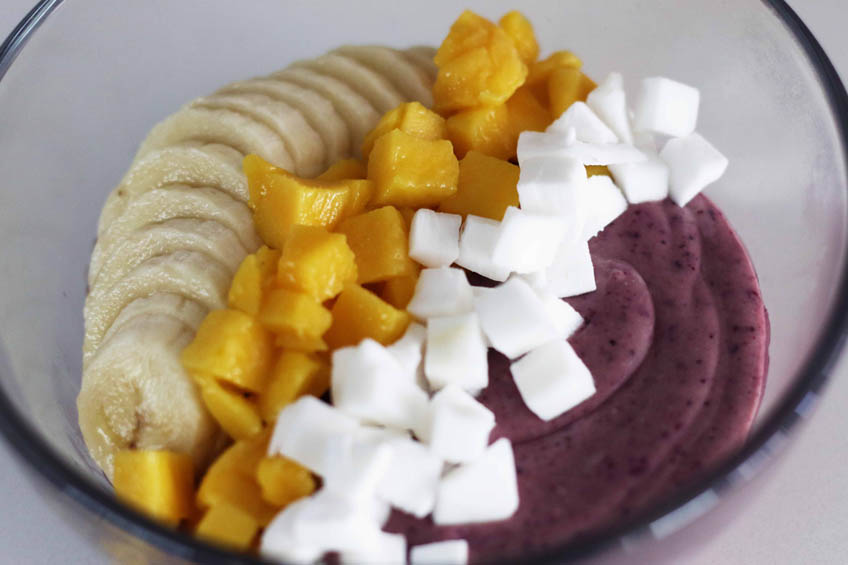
[256,456,317,507]
[195,504,259,551]
[227,255,263,316]
[336,206,417,284]
[259,351,330,422]
[317,158,366,181]
[439,151,520,221]
[258,288,332,350]
[197,433,277,526]
[499,11,539,65]
[324,284,411,349]
[506,85,551,137]
[445,104,512,160]
[277,225,357,301]
[527,50,583,106]
[579,72,598,101]
[433,11,528,112]
[343,179,375,218]
[244,154,353,248]
[197,378,263,440]
[113,450,194,526]
[368,129,459,208]
[381,270,419,310]
[362,102,448,159]
[181,309,273,393]
[586,165,612,178]
[548,66,583,119]
[398,207,416,230]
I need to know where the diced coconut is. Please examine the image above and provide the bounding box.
[409,209,463,268]
[407,267,474,320]
[456,215,511,282]
[660,132,729,206]
[633,77,700,137]
[609,155,670,204]
[492,207,568,274]
[427,385,496,464]
[547,101,618,143]
[425,312,488,392]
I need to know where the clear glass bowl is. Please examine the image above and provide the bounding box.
[0,0,846,562]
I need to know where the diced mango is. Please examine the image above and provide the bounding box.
[277,225,357,301]
[258,288,332,351]
[362,102,448,159]
[256,456,317,507]
[181,309,273,394]
[433,11,528,112]
[367,129,459,208]
[381,270,419,310]
[438,151,520,221]
[256,245,282,277]
[335,206,416,284]
[195,504,259,551]
[586,165,612,178]
[244,154,354,248]
[445,104,512,160]
[548,66,583,119]
[227,255,263,316]
[113,450,194,526]
[259,351,330,422]
[317,158,366,181]
[324,284,411,349]
[196,378,263,440]
[506,86,551,136]
[579,72,597,101]
[499,11,539,65]
[527,50,583,106]
[398,207,416,230]
[274,334,328,353]
[343,179,375,217]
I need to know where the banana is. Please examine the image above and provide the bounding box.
[333,46,434,108]
[216,79,350,169]
[101,294,208,346]
[190,93,324,178]
[402,46,438,82]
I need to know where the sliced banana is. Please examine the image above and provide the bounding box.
[270,67,381,156]
[403,46,438,82]
[96,142,246,241]
[217,78,350,169]
[83,249,231,365]
[89,186,259,283]
[78,313,220,480]
[101,293,208,347]
[191,93,324,178]
[333,45,434,108]
[91,218,247,294]
[134,106,293,171]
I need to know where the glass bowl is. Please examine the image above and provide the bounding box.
[0,0,846,562]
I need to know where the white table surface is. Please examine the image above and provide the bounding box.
[1,1,847,563]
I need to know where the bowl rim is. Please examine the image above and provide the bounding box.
[1,0,847,562]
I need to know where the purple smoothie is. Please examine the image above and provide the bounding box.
[386,195,770,562]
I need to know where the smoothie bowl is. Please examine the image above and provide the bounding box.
[0,0,847,563]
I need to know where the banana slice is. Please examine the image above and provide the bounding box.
[101,293,208,346]
[217,78,350,169]
[89,186,259,283]
[96,142,247,240]
[270,68,380,158]
[83,249,231,365]
[191,93,324,178]
[91,218,247,294]
[134,106,293,171]
[403,46,438,82]
[288,53,405,114]
[78,313,220,480]
[333,45,434,108]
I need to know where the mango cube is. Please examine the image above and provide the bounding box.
[445,104,513,160]
[244,154,355,248]
[527,50,583,106]
[113,450,194,526]
[381,271,420,310]
[317,158,366,181]
[439,151,520,221]
[181,309,273,393]
[362,102,448,159]
[259,351,330,422]
[586,165,612,178]
[499,11,539,65]
[368,129,459,208]
[434,10,495,66]
[548,66,584,119]
[324,284,411,349]
[335,206,417,284]
[256,456,317,507]
[197,378,263,440]
[579,72,598,101]
[398,207,416,230]
[258,288,332,351]
[277,225,357,301]
[195,504,259,550]
[506,86,551,137]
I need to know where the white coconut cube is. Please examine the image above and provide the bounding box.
[474,277,559,359]
[339,531,407,565]
[540,293,584,339]
[293,491,389,556]
[544,239,596,298]
[492,207,568,274]
[609,155,670,204]
[411,540,470,565]
[511,340,596,421]
[433,438,519,525]
[562,141,648,166]
[386,322,427,387]
[633,77,700,137]
[547,101,618,144]
[516,155,586,216]
[516,130,573,162]
[331,339,429,432]
[407,267,474,320]
[320,431,394,501]
[260,498,323,565]
[586,72,634,145]
[425,312,489,393]
[376,435,444,518]
[409,209,463,268]
[456,215,511,282]
[577,175,628,240]
[660,132,729,206]
[427,385,496,464]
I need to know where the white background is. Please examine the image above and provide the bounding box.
[0,1,846,563]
